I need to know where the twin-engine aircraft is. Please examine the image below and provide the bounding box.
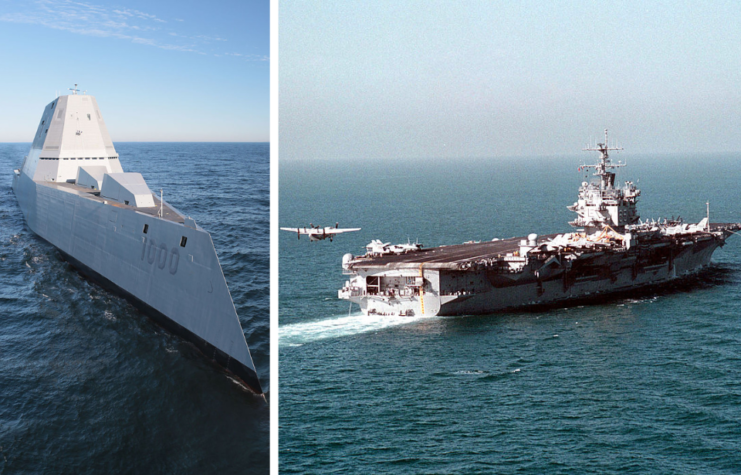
[365,239,423,256]
[280,223,361,242]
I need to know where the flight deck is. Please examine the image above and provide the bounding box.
[350,235,556,268]
[349,223,741,271]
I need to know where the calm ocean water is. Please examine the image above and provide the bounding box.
[280,154,741,473]
[0,143,269,473]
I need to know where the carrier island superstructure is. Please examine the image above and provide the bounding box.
[12,89,262,394]
[339,130,741,316]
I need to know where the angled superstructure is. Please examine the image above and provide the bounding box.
[339,131,741,317]
[22,88,122,183]
[12,89,262,394]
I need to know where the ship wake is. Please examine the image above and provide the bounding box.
[280,312,433,346]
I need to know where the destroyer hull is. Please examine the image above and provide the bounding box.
[12,172,261,393]
[341,235,726,317]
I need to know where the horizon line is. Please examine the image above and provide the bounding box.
[0,141,270,144]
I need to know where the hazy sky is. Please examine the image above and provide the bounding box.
[280,1,741,160]
[0,0,268,142]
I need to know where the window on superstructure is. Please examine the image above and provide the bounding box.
[180,237,187,248]
[143,224,149,234]
[87,114,91,120]
[45,129,48,133]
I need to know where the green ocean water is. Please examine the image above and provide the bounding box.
[280,153,741,473]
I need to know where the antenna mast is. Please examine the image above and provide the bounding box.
[707,201,710,232]
[582,128,625,189]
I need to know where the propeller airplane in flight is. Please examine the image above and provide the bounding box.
[280,223,361,242]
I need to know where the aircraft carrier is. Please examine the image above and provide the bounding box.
[339,130,741,316]
[11,88,262,394]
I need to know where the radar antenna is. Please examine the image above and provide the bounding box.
[69,84,80,95]
[582,128,624,189]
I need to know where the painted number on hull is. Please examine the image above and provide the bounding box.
[141,237,179,274]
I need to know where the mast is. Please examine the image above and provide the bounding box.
[582,129,624,189]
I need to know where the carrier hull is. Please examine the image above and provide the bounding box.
[343,238,719,317]
[340,226,739,318]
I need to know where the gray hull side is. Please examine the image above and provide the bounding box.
[12,173,261,393]
[438,242,719,315]
[352,243,720,317]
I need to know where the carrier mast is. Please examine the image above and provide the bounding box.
[581,129,624,189]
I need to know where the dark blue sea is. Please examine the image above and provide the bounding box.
[280,154,741,473]
[0,143,269,473]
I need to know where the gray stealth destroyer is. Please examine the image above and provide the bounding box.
[12,89,262,394]
[339,130,741,316]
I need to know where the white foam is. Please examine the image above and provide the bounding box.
[280,311,434,345]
